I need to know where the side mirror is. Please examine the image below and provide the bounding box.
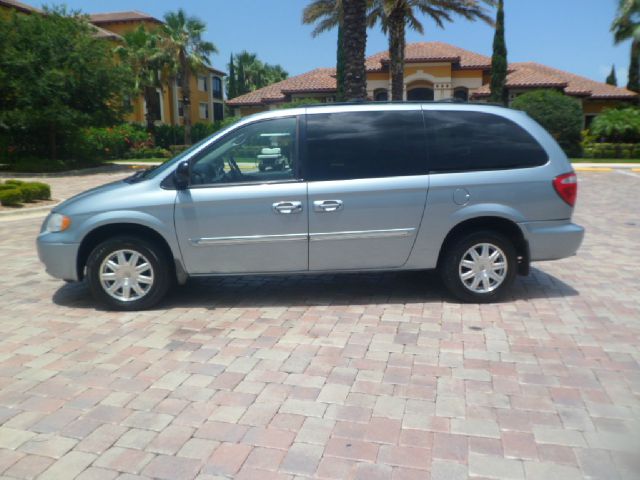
[174,160,190,190]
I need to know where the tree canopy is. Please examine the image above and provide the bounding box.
[0,8,130,160]
[227,51,288,98]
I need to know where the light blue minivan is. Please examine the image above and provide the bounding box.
[37,103,584,310]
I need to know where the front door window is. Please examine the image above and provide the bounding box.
[190,117,297,186]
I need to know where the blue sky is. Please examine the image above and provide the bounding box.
[41,1,630,85]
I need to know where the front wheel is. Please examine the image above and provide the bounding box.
[86,236,171,310]
[440,231,517,303]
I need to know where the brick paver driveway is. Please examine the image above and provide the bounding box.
[0,170,638,480]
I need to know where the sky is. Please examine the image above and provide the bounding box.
[38,0,631,86]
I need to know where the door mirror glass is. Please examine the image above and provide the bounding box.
[174,160,190,189]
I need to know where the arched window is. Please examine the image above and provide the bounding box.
[374,89,388,101]
[407,87,434,101]
[453,87,469,102]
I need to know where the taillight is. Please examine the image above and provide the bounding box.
[553,172,577,206]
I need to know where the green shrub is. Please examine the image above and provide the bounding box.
[0,157,69,173]
[29,182,51,200]
[511,90,584,157]
[276,98,322,109]
[589,107,640,142]
[18,183,40,202]
[4,179,25,186]
[123,146,171,159]
[0,188,23,206]
[169,145,189,155]
[74,124,151,160]
[582,142,640,159]
[0,184,16,191]
[191,123,219,143]
[154,124,184,149]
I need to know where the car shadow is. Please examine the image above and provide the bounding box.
[52,267,578,311]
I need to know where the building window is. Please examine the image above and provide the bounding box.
[178,101,184,118]
[199,102,209,120]
[213,102,224,121]
[453,87,469,102]
[212,77,223,99]
[198,76,208,92]
[373,89,388,101]
[585,114,597,128]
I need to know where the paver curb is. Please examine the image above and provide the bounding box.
[572,162,640,169]
[0,200,62,221]
[0,164,134,178]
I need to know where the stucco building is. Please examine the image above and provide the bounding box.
[227,42,636,126]
[0,0,226,127]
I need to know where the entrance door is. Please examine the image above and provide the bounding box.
[407,88,434,101]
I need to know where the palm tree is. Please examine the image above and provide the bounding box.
[115,25,166,132]
[162,9,217,144]
[343,0,368,100]
[369,0,495,100]
[302,0,346,100]
[612,0,640,93]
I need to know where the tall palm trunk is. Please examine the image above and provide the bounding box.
[180,51,192,145]
[342,0,367,100]
[388,9,406,101]
[628,39,640,94]
[143,86,157,133]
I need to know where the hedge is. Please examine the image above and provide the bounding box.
[582,142,640,159]
[0,180,51,206]
[0,189,23,206]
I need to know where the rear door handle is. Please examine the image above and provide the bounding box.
[313,200,343,212]
[273,201,302,214]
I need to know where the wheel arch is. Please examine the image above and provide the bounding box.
[437,216,530,275]
[77,223,183,282]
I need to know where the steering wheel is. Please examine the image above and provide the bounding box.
[228,154,243,179]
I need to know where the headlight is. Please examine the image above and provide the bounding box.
[45,213,71,232]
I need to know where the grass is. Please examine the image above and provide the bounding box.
[571,158,640,163]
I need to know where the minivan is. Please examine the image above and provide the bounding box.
[37,103,584,310]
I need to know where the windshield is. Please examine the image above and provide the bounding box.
[126,118,245,182]
[125,137,212,183]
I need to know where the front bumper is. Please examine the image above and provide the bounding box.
[519,220,585,262]
[36,235,80,282]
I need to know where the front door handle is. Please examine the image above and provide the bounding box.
[313,199,343,213]
[273,201,303,214]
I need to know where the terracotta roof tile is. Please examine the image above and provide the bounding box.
[366,41,491,71]
[473,62,636,99]
[0,0,40,13]
[227,68,336,106]
[228,42,637,106]
[89,11,162,25]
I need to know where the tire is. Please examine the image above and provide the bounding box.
[439,230,517,303]
[86,235,171,311]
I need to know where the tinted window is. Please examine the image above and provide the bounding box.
[190,117,297,186]
[423,111,548,172]
[306,110,427,181]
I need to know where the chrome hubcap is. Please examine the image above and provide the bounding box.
[99,249,154,302]
[459,243,507,294]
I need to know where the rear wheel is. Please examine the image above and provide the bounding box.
[86,236,171,310]
[440,230,517,303]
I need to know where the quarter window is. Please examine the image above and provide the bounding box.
[306,110,427,181]
[423,111,548,172]
[190,117,297,186]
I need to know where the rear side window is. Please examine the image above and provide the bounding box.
[306,110,427,181]
[423,110,548,173]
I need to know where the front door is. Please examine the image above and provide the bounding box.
[174,116,308,274]
[305,108,429,271]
